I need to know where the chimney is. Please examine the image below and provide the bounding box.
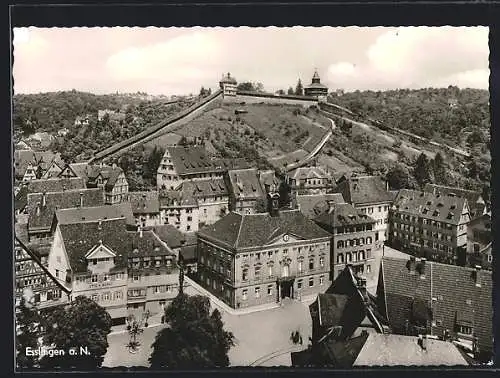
[42,192,46,207]
[471,265,481,286]
[416,258,426,277]
[406,256,416,273]
[80,192,84,208]
[268,191,280,217]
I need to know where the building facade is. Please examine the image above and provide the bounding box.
[126,191,161,228]
[219,72,238,97]
[287,166,332,195]
[388,189,470,264]
[159,191,200,233]
[225,168,266,215]
[314,202,378,281]
[304,70,329,98]
[197,200,332,309]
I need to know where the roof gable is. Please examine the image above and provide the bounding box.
[85,243,117,259]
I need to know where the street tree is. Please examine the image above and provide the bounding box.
[39,296,112,370]
[149,294,235,368]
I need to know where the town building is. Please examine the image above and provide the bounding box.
[26,187,105,241]
[424,184,487,220]
[388,189,470,264]
[287,166,332,195]
[85,164,129,205]
[197,195,332,309]
[126,191,161,228]
[159,190,200,233]
[225,168,266,215]
[314,202,378,281]
[40,159,64,179]
[219,72,238,97]
[377,256,493,362]
[58,162,90,179]
[296,193,346,219]
[151,224,186,258]
[304,70,329,99]
[467,213,492,270]
[15,140,31,150]
[14,150,64,183]
[258,170,280,194]
[14,224,70,309]
[74,115,90,127]
[333,174,395,247]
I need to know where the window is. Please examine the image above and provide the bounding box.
[298,259,303,272]
[254,266,261,278]
[133,275,139,281]
[297,279,303,289]
[255,287,261,298]
[346,252,352,263]
[368,207,373,214]
[242,268,248,281]
[458,325,473,335]
[282,265,290,277]
[268,265,273,277]
[309,258,314,270]
[55,269,60,278]
[91,275,98,283]
[283,249,288,256]
[378,206,382,212]
[242,289,248,301]
[103,274,109,282]
[366,265,371,273]
[309,277,314,287]
[337,240,344,249]
[319,276,325,285]
[337,253,344,264]
[267,285,273,296]
[102,292,111,301]
[115,291,123,300]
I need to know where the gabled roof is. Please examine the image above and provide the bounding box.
[227,168,265,201]
[59,218,129,273]
[258,170,279,188]
[152,225,185,249]
[126,191,160,214]
[86,165,125,190]
[297,193,346,219]
[165,146,222,176]
[198,209,332,250]
[393,189,469,225]
[315,202,376,229]
[14,150,63,178]
[27,188,105,232]
[54,202,135,228]
[128,230,174,258]
[316,293,350,328]
[180,178,228,199]
[423,184,484,218]
[379,256,493,354]
[353,333,468,366]
[334,175,393,205]
[289,166,331,181]
[62,162,90,180]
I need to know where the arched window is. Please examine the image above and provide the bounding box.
[282,264,290,277]
[350,240,355,247]
[337,253,344,264]
[359,251,365,260]
[298,257,304,272]
[242,268,249,281]
[356,239,360,246]
[319,257,325,268]
[359,237,365,245]
[337,240,344,249]
[352,253,357,262]
[366,237,372,244]
[346,252,352,263]
[309,258,315,270]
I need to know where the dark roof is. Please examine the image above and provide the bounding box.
[317,293,349,328]
[305,82,329,90]
[334,175,394,205]
[166,146,222,176]
[227,168,265,201]
[27,188,105,232]
[393,189,469,225]
[54,202,135,228]
[258,170,279,188]
[126,191,160,214]
[354,334,468,366]
[128,230,173,258]
[320,332,369,368]
[86,165,125,190]
[380,256,493,353]
[424,184,484,218]
[180,178,228,199]
[15,177,86,211]
[220,73,237,85]
[152,224,185,248]
[66,162,90,180]
[297,193,346,219]
[289,166,331,181]
[59,218,130,273]
[315,202,376,229]
[14,150,62,178]
[180,245,197,261]
[198,209,332,250]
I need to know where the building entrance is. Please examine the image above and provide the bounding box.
[279,278,294,299]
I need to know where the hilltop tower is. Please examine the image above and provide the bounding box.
[219,73,237,97]
[304,70,328,100]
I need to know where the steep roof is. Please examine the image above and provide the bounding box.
[424,184,484,218]
[86,165,125,190]
[289,166,331,181]
[379,256,493,354]
[126,191,160,214]
[334,175,393,205]
[15,177,86,211]
[393,189,469,225]
[128,230,174,258]
[59,218,130,273]
[54,202,135,228]
[354,333,468,366]
[258,170,279,188]
[180,178,228,199]
[316,293,349,328]
[66,162,90,180]
[152,224,185,249]
[27,188,105,232]
[227,168,265,201]
[165,146,222,176]
[297,193,346,219]
[198,209,332,250]
[315,202,376,229]
[14,150,61,178]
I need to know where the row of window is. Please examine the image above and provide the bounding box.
[394,233,454,252]
[393,226,453,242]
[392,214,457,230]
[241,257,326,281]
[336,250,372,264]
[360,205,389,215]
[336,238,373,249]
[152,285,174,294]
[336,225,373,234]
[128,258,173,269]
[91,290,123,302]
[76,273,125,284]
[240,276,326,300]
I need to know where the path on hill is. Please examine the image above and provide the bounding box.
[285,118,335,172]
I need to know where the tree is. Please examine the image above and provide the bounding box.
[254,197,268,213]
[39,296,112,369]
[413,153,433,188]
[276,89,285,96]
[16,295,41,370]
[149,294,235,368]
[386,163,415,190]
[295,79,304,96]
[237,82,263,92]
[287,87,295,95]
[432,152,447,185]
[143,146,165,182]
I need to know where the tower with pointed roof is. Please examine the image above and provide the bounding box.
[219,72,238,97]
[304,70,329,99]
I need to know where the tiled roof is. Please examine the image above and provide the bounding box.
[86,165,124,190]
[320,332,369,368]
[353,334,468,366]
[152,224,185,248]
[14,150,62,178]
[289,166,331,181]
[59,218,130,273]
[198,209,332,250]
[393,189,469,225]
[55,202,135,228]
[297,193,346,219]
[128,230,173,257]
[315,202,376,229]
[15,177,86,211]
[334,175,393,205]
[67,162,90,180]
[180,245,197,261]
[227,168,265,201]
[27,188,105,232]
[424,184,484,218]
[317,293,349,328]
[380,256,493,354]
[180,178,228,199]
[166,146,222,176]
[126,191,160,214]
[258,170,279,188]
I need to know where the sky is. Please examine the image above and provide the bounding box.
[12,26,489,96]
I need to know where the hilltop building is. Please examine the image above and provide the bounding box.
[286,166,332,195]
[219,72,238,97]
[304,70,329,99]
[196,191,332,309]
[388,189,470,264]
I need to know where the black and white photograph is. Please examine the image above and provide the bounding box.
[12,24,493,370]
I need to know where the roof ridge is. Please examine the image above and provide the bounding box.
[234,212,245,249]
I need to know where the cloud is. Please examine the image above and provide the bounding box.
[326,26,489,91]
